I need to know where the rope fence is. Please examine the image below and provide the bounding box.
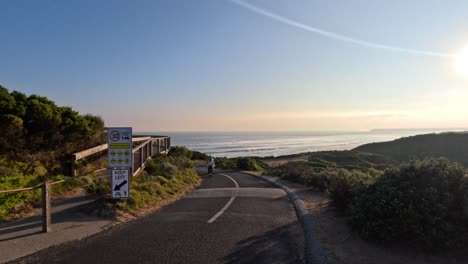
[0,177,77,232]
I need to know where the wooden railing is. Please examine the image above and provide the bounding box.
[0,135,171,233]
[71,136,170,177]
[1,179,65,233]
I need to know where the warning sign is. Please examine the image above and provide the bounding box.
[107,127,132,169]
[111,169,129,199]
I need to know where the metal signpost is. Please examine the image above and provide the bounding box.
[107,127,132,199]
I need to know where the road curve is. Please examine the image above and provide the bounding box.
[13,168,304,264]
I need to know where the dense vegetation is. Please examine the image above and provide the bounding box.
[350,158,468,249]
[355,132,468,166]
[85,147,200,217]
[0,158,90,220]
[306,150,394,170]
[0,85,105,174]
[269,160,382,208]
[214,156,267,172]
[267,149,468,250]
[0,86,106,221]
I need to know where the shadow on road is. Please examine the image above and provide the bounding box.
[221,222,305,264]
[0,195,100,242]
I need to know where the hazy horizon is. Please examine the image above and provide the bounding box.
[135,128,468,133]
[2,0,468,131]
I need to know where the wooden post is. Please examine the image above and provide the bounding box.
[145,143,149,159]
[42,182,51,233]
[71,154,77,177]
[140,148,144,168]
[149,140,153,157]
[147,141,151,158]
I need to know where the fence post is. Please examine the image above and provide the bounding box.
[71,154,77,177]
[140,148,144,168]
[149,140,153,157]
[144,143,147,159]
[147,141,151,157]
[42,182,51,233]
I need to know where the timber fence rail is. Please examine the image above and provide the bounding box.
[1,178,72,233]
[1,135,171,233]
[71,135,170,177]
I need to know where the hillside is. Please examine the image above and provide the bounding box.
[354,132,468,166]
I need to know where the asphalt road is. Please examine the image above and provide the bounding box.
[13,168,304,264]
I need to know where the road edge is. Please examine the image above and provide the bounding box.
[241,171,327,264]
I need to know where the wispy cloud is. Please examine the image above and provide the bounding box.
[230,0,455,58]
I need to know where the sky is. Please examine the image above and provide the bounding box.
[1,0,468,132]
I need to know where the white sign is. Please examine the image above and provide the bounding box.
[107,127,132,169]
[112,169,130,199]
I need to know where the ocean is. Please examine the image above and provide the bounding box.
[138,130,459,158]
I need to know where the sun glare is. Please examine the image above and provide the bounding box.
[455,46,468,77]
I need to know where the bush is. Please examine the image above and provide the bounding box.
[85,178,111,196]
[191,150,208,161]
[168,146,192,159]
[159,162,178,178]
[350,158,468,249]
[215,157,236,170]
[236,158,260,171]
[269,161,322,187]
[144,157,178,178]
[327,169,377,209]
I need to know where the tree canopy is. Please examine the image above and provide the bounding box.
[0,85,105,174]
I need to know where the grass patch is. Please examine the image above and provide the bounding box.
[85,151,200,219]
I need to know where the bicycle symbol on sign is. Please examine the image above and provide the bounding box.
[110,131,121,141]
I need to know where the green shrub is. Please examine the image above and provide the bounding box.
[0,160,45,221]
[144,158,160,176]
[215,157,237,170]
[92,154,201,215]
[350,158,468,249]
[168,146,192,159]
[50,175,90,196]
[327,169,377,209]
[145,157,178,178]
[86,178,111,196]
[106,165,200,214]
[301,171,329,191]
[159,162,178,178]
[236,158,260,171]
[191,150,208,161]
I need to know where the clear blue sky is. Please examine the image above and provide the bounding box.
[1,0,468,131]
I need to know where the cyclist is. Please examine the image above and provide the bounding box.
[207,156,215,175]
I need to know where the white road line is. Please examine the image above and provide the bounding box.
[219,173,239,188]
[207,196,236,223]
[207,173,239,223]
